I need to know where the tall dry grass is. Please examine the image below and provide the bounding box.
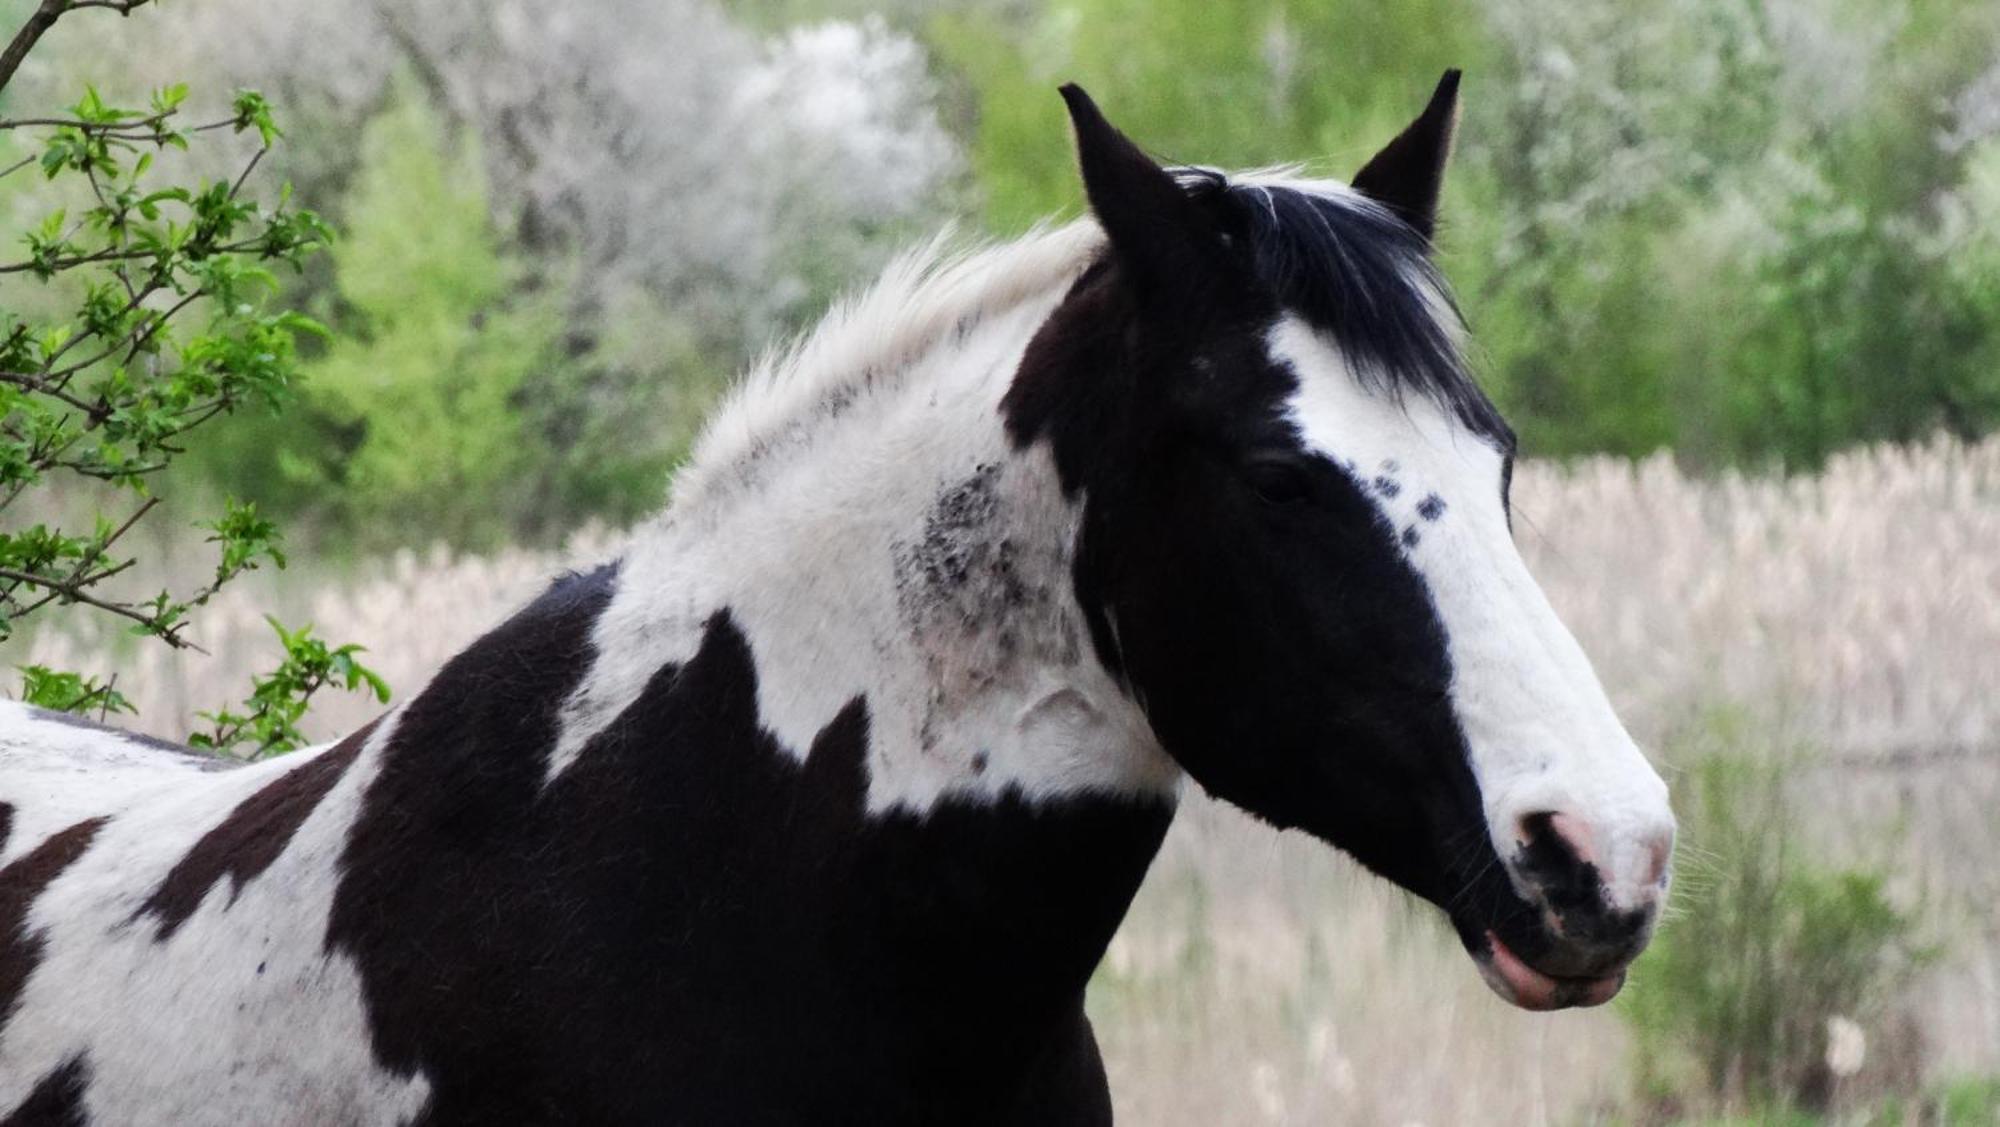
[9,435,1998,1122]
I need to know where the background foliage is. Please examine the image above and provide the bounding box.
[1620,725,1932,1115]
[936,0,2000,467]
[9,0,1997,553]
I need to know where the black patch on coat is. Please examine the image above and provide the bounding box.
[327,577,1166,1124]
[1000,261,1134,500]
[0,805,11,856]
[1,819,108,1036]
[131,719,377,941]
[1417,494,1447,521]
[2,1056,90,1127]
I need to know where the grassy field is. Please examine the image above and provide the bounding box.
[14,436,1999,1123]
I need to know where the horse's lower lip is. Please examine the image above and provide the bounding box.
[1475,930,1626,1011]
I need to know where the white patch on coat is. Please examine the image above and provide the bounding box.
[0,704,222,866]
[547,236,1175,810]
[671,223,1103,514]
[1268,316,1673,910]
[0,710,431,1124]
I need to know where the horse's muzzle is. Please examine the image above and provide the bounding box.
[1470,808,1672,1010]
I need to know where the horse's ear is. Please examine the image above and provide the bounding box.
[1059,83,1224,310]
[1352,69,1462,244]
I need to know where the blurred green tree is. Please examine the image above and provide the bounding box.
[194,85,560,550]
[929,0,1485,234]
[192,84,706,549]
[1620,732,1932,1114]
[935,0,2000,469]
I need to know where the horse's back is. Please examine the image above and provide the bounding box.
[0,702,433,1125]
[0,702,237,865]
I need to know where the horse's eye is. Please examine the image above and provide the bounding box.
[1244,459,1311,505]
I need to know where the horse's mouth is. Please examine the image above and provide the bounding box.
[1471,930,1628,1011]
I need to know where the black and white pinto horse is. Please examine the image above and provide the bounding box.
[0,76,1674,1124]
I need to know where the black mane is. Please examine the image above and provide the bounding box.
[1176,169,1514,449]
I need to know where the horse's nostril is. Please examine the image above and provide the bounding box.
[1544,811,1599,869]
[1514,810,1597,872]
[1512,809,1672,945]
[1513,810,1553,852]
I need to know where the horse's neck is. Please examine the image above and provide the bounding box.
[334,293,1184,1086]
[548,286,1181,815]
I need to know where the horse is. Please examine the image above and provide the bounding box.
[0,73,1674,1125]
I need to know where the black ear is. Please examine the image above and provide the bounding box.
[1059,83,1227,310]
[1352,69,1462,243]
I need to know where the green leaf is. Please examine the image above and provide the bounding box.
[150,83,190,114]
[18,665,133,716]
[229,89,281,147]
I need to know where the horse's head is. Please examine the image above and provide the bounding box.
[1006,75,1674,1010]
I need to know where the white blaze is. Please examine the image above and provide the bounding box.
[1269,316,1672,909]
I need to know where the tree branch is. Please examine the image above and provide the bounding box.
[227,145,266,199]
[0,0,68,96]
[0,369,104,418]
[0,0,159,102]
[0,563,173,638]
[0,111,170,131]
[0,234,267,275]
[71,494,157,575]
